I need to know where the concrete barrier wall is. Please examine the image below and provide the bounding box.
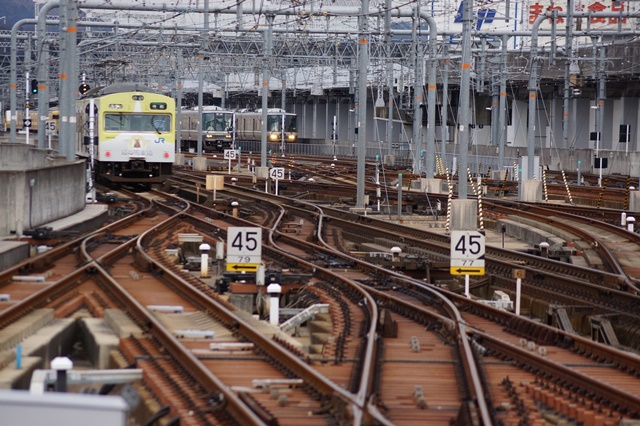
[28,163,86,229]
[0,145,85,237]
[0,242,29,271]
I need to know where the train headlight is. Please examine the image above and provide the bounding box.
[205,134,213,139]
[269,133,279,141]
[287,134,296,141]
[225,134,231,139]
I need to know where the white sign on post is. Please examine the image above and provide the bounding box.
[269,167,285,195]
[269,167,285,180]
[224,149,237,174]
[450,230,485,276]
[45,120,57,135]
[226,227,262,272]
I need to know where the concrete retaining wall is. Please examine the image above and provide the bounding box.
[0,145,85,237]
[0,242,29,271]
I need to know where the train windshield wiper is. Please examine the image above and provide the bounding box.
[150,116,163,134]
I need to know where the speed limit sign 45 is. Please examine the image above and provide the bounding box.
[45,120,57,134]
[269,167,285,180]
[450,230,485,275]
[226,227,262,272]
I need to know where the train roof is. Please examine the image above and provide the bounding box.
[236,108,292,114]
[194,106,234,112]
[81,83,162,98]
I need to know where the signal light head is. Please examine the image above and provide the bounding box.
[79,83,90,94]
[30,79,38,94]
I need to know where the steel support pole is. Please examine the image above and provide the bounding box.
[58,0,69,160]
[412,7,423,174]
[526,14,549,180]
[196,0,209,157]
[176,49,183,154]
[441,43,449,169]
[385,0,393,154]
[356,0,369,210]
[425,20,437,178]
[261,15,274,167]
[498,34,507,172]
[457,0,473,199]
[598,39,606,186]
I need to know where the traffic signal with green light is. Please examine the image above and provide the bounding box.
[30,79,38,94]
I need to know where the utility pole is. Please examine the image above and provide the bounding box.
[356,0,369,210]
[457,0,473,199]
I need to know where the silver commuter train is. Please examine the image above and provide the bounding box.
[235,108,297,143]
[179,105,234,152]
[178,107,298,152]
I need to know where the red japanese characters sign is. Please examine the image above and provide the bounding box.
[529,1,628,26]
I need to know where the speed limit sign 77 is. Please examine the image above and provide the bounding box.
[450,230,485,275]
[269,167,285,180]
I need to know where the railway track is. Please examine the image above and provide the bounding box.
[164,181,491,425]
[2,166,640,424]
[177,171,640,358]
[161,176,635,418]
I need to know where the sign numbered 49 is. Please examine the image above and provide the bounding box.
[450,230,485,275]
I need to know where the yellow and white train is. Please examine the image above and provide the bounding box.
[76,83,176,185]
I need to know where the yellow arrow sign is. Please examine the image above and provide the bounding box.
[450,267,485,276]
[226,263,260,272]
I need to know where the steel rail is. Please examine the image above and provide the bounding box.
[478,331,640,416]
[89,260,268,425]
[126,212,363,423]
[195,185,493,425]
[0,198,152,285]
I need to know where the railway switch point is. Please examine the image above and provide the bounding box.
[173,329,215,339]
[146,305,184,313]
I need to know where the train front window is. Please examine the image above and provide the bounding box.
[104,113,172,133]
[203,113,232,131]
[285,116,297,132]
[267,116,282,132]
